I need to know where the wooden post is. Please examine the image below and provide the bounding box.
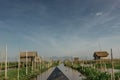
[31,53,33,72]
[33,54,36,70]
[18,53,20,80]
[118,48,120,63]
[100,59,102,70]
[0,52,2,76]
[5,45,7,79]
[5,45,8,80]
[111,48,115,80]
[26,51,28,75]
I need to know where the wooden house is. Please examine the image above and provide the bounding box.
[20,51,41,63]
[73,57,79,63]
[93,51,109,60]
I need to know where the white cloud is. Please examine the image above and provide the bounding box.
[96,12,103,16]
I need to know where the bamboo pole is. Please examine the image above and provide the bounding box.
[118,48,120,63]
[111,48,115,80]
[5,45,7,79]
[0,52,2,76]
[26,51,28,75]
[32,53,33,71]
[17,52,20,80]
[34,53,36,71]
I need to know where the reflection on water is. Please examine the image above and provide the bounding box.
[31,64,85,80]
[47,67,69,80]
[35,67,55,80]
[58,64,85,80]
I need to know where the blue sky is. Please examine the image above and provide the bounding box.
[0,0,120,59]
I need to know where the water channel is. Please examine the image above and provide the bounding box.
[32,64,85,80]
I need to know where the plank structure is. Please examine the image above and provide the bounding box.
[47,67,69,80]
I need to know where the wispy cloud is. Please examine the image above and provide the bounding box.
[0,0,120,58]
[96,12,103,16]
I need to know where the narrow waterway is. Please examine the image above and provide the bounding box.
[36,67,55,80]
[58,64,85,80]
[32,64,85,80]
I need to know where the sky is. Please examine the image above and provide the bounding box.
[0,0,120,59]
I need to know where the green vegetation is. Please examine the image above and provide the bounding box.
[95,63,120,69]
[115,72,120,80]
[64,60,120,80]
[64,61,111,80]
[76,66,110,80]
[0,62,18,70]
[0,61,60,80]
